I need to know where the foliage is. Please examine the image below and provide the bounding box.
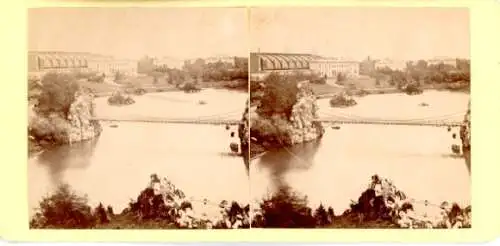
[28,112,70,145]
[30,184,97,229]
[336,73,347,83]
[252,175,472,229]
[107,91,135,106]
[35,72,80,117]
[250,115,291,147]
[256,72,300,118]
[255,186,316,228]
[182,82,201,93]
[373,59,470,90]
[114,71,126,82]
[403,82,423,95]
[329,92,357,107]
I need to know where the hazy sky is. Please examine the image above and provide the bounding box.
[28,8,249,61]
[250,7,470,61]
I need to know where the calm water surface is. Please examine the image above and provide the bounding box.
[28,89,249,216]
[250,91,471,214]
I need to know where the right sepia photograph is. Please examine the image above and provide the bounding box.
[248,7,471,229]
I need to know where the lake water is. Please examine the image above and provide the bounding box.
[28,89,249,216]
[250,91,471,215]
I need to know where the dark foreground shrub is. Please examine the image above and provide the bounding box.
[30,184,97,229]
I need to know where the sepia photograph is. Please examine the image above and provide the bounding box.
[248,7,471,229]
[27,7,250,229]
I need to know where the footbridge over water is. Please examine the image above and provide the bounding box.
[92,116,241,126]
[91,108,465,128]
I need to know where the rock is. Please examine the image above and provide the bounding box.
[238,100,250,159]
[460,100,471,172]
[230,142,239,153]
[67,91,102,144]
[250,80,324,147]
[286,81,324,144]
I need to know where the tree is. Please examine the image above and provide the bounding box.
[257,72,300,118]
[314,204,330,226]
[36,72,80,117]
[336,73,346,83]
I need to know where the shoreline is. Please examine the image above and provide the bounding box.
[91,80,247,98]
[315,86,470,98]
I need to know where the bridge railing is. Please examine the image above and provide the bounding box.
[92,116,241,125]
[314,119,463,127]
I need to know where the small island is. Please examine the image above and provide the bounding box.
[329,91,358,108]
[107,91,135,106]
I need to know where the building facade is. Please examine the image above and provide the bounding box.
[249,52,321,73]
[309,57,360,79]
[28,51,137,78]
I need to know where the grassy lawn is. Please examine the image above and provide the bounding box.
[338,76,393,89]
[78,80,120,93]
[310,83,344,95]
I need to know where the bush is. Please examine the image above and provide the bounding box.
[134,88,147,96]
[30,184,97,229]
[336,73,347,83]
[36,72,80,117]
[182,82,201,93]
[403,83,423,95]
[28,113,70,144]
[114,71,126,82]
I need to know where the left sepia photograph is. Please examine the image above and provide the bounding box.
[27,7,250,229]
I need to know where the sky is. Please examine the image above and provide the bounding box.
[250,7,470,61]
[28,8,249,61]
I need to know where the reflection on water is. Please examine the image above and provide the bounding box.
[36,139,99,186]
[250,91,471,214]
[28,89,249,216]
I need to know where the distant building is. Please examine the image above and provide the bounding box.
[249,52,320,81]
[153,56,184,69]
[28,51,137,78]
[205,56,236,65]
[309,57,360,79]
[427,57,458,67]
[374,58,406,71]
[249,52,359,81]
[184,56,245,68]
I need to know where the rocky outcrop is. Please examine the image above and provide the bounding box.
[251,80,324,148]
[460,100,471,173]
[287,81,325,144]
[238,100,250,167]
[67,91,102,144]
